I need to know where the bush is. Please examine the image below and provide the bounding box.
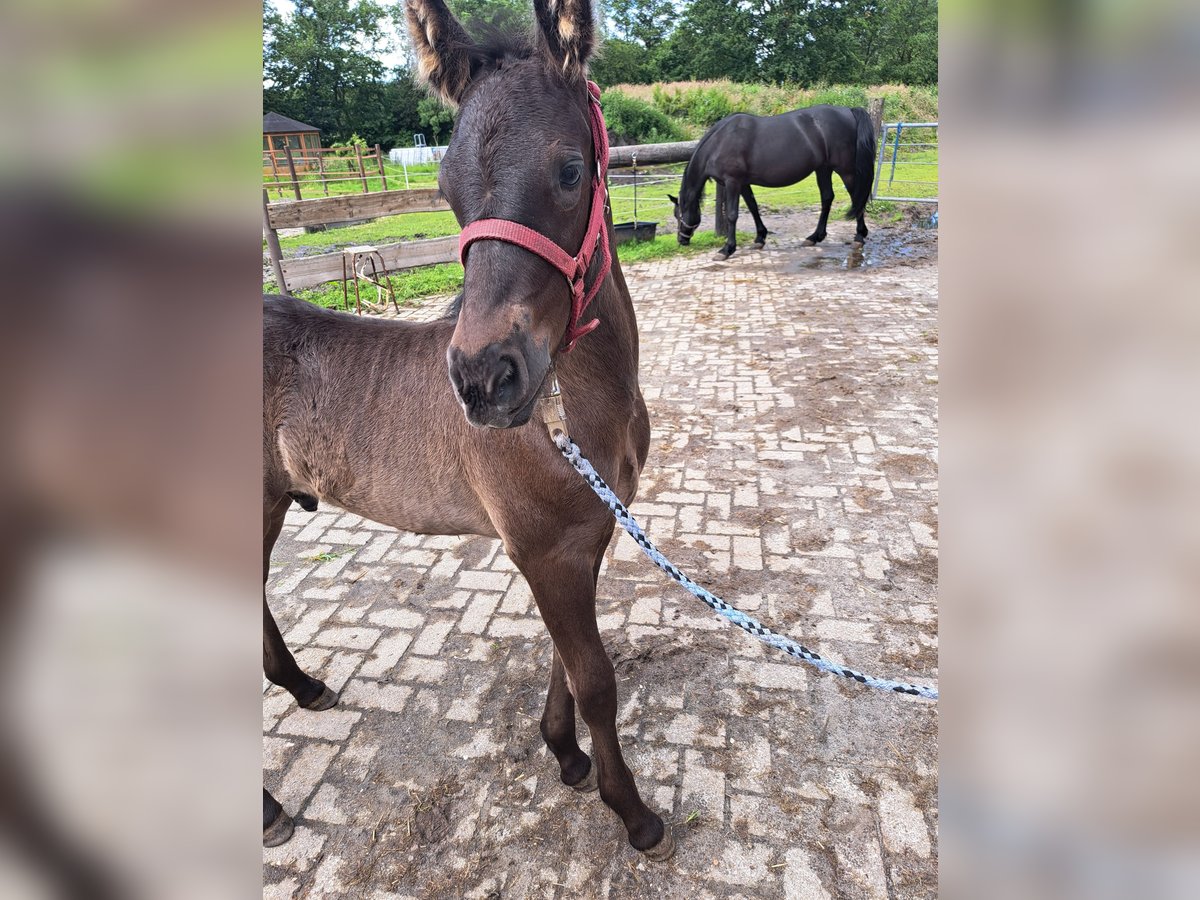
[599,91,684,145]
[651,85,736,127]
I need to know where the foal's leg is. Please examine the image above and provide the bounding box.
[741,186,769,249]
[524,552,672,858]
[541,648,597,791]
[262,494,337,847]
[805,168,835,245]
[540,550,607,792]
[716,180,741,260]
[262,495,338,711]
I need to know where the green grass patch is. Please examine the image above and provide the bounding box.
[281,262,465,311]
[275,210,461,255]
[263,161,440,201]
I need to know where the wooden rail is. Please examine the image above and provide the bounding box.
[265,188,448,230]
[608,141,698,168]
[280,236,459,291]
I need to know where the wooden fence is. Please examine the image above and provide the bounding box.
[263,143,391,201]
[263,139,716,295]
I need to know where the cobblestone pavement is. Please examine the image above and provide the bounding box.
[264,215,939,899]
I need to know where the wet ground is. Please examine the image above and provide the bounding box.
[264,208,939,898]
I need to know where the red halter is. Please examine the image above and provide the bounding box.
[457,81,611,353]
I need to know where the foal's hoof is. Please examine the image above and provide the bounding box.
[802,239,817,247]
[641,827,676,862]
[568,764,599,793]
[301,683,339,711]
[851,240,865,248]
[713,251,732,262]
[751,241,765,250]
[263,808,295,848]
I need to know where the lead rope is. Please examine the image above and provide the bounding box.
[540,384,938,700]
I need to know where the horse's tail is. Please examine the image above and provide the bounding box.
[847,107,876,220]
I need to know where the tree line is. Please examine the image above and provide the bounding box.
[263,0,937,148]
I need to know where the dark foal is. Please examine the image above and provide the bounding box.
[670,104,877,260]
[263,0,672,860]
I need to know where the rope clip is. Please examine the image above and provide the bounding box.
[539,369,568,440]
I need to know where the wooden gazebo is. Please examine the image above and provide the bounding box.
[263,112,321,171]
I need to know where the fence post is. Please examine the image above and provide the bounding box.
[316,151,328,196]
[355,144,368,193]
[867,98,885,142]
[262,190,288,295]
[888,123,903,188]
[713,189,726,238]
[868,98,886,201]
[267,148,285,200]
[376,144,388,191]
[283,144,302,201]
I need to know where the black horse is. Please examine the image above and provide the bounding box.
[669,105,877,260]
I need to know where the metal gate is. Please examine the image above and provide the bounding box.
[872,122,938,204]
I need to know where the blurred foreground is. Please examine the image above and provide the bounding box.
[0,0,1196,896]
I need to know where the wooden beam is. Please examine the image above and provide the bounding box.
[262,190,288,293]
[266,188,450,230]
[280,236,460,291]
[608,141,698,168]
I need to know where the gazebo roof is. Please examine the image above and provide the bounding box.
[263,112,321,134]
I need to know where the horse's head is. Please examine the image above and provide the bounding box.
[407,0,602,429]
[668,193,699,245]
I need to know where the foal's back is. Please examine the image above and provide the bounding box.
[263,295,495,537]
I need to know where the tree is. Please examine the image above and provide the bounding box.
[263,0,395,146]
[590,37,658,86]
[417,96,456,145]
[654,0,760,83]
[607,0,676,51]
[448,0,530,32]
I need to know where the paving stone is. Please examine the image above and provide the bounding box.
[277,742,339,811]
[263,220,938,898]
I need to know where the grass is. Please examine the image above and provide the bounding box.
[273,230,754,311]
[263,161,440,201]
[276,210,461,255]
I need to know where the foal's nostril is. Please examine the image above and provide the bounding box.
[489,355,522,407]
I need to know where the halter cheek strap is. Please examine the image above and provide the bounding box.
[458,81,611,354]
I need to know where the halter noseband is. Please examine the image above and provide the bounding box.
[457,81,611,354]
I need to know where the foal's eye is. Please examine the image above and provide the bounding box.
[560,163,583,188]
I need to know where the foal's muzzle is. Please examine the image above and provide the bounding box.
[447,339,545,429]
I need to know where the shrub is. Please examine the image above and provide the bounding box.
[651,85,736,128]
[599,91,684,145]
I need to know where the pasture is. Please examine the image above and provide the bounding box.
[263,213,939,898]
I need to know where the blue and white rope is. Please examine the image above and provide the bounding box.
[555,433,939,701]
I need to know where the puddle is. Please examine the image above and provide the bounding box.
[776,230,935,272]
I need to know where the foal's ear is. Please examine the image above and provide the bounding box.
[533,0,596,80]
[405,0,479,106]
[667,194,678,205]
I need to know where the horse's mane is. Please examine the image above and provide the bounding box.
[443,292,464,320]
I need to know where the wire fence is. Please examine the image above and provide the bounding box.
[872,122,938,204]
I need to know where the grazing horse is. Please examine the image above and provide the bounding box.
[262,0,674,861]
[669,105,877,260]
